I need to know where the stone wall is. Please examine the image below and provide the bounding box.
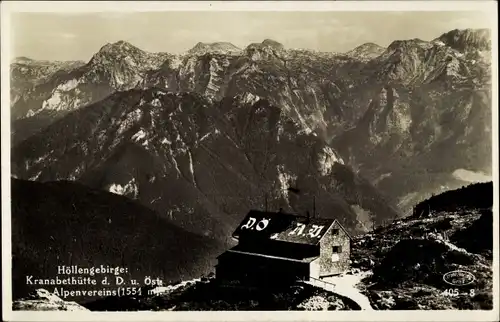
[319,223,350,276]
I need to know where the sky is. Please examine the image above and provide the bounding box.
[11,11,493,62]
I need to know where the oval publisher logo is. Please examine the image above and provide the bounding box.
[443,270,476,286]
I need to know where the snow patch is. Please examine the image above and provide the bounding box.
[276,123,284,141]
[131,129,147,142]
[117,109,143,135]
[25,109,36,117]
[277,165,297,198]
[33,153,51,165]
[39,78,82,113]
[29,171,42,181]
[374,172,392,185]
[241,92,260,105]
[169,153,183,178]
[318,146,344,175]
[107,178,138,198]
[151,98,161,107]
[199,132,211,142]
[452,169,491,183]
[42,92,62,110]
[188,150,197,187]
[57,79,79,91]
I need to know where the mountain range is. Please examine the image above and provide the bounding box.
[10,28,492,244]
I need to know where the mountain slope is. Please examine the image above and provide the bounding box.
[436,28,491,52]
[11,41,171,121]
[68,182,493,312]
[330,30,492,211]
[12,88,400,240]
[10,57,85,103]
[11,178,225,301]
[11,28,492,218]
[351,181,493,310]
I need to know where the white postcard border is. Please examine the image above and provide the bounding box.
[1,1,498,321]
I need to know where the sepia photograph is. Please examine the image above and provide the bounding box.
[1,1,498,321]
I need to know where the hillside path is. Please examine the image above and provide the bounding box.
[305,271,374,310]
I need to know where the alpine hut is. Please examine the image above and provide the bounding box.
[215,210,351,284]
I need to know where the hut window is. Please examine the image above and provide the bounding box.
[331,246,341,262]
[332,229,339,235]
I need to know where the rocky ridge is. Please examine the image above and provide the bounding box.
[12,88,400,240]
[10,28,492,228]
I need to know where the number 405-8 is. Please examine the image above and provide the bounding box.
[442,289,475,297]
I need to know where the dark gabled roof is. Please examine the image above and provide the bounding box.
[232,210,337,246]
[331,219,353,240]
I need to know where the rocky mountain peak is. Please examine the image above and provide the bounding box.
[373,36,471,85]
[244,39,286,61]
[12,56,34,64]
[387,38,432,52]
[91,40,145,63]
[187,42,241,55]
[100,40,138,51]
[261,39,285,50]
[346,42,386,60]
[355,42,384,51]
[436,28,491,52]
[84,40,171,91]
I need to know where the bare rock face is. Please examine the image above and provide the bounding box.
[12,89,399,240]
[188,42,242,56]
[436,28,491,52]
[12,289,89,311]
[12,30,491,215]
[345,43,386,61]
[10,29,492,268]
